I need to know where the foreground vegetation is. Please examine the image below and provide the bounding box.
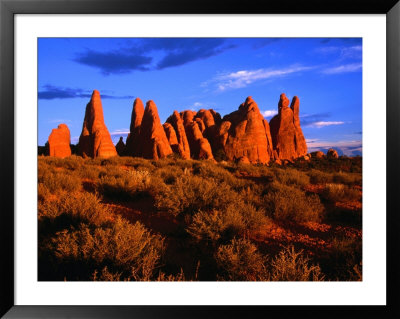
[38,155,362,281]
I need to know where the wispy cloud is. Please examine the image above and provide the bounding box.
[207,65,315,92]
[48,119,72,124]
[262,110,278,118]
[38,85,135,100]
[306,139,362,156]
[322,63,362,74]
[306,121,345,128]
[109,129,130,136]
[314,45,361,60]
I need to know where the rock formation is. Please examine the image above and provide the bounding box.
[215,96,274,164]
[185,121,214,160]
[116,137,126,156]
[47,123,71,158]
[78,90,117,158]
[312,151,325,159]
[135,100,173,160]
[269,93,307,160]
[166,111,191,159]
[126,98,145,156]
[327,148,339,159]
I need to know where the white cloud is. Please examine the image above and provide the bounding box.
[306,121,345,128]
[48,119,72,124]
[322,63,362,74]
[207,65,315,91]
[262,110,278,118]
[109,129,130,136]
[306,139,362,156]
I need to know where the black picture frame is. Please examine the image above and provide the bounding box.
[1,0,399,318]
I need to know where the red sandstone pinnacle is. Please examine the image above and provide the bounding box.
[78,90,117,158]
[136,100,172,160]
[126,98,145,156]
[166,111,191,159]
[47,123,71,158]
[270,93,307,160]
[218,96,274,164]
[185,121,214,160]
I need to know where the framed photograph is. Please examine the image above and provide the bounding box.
[1,0,399,318]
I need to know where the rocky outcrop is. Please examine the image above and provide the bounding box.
[47,124,71,158]
[166,111,191,159]
[116,137,126,156]
[215,96,274,164]
[126,98,145,156]
[269,94,307,160]
[185,121,214,160]
[78,90,117,158]
[312,151,325,159]
[135,100,172,160]
[327,148,339,159]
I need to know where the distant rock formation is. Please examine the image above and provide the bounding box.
[126,98,145,156]
[312,151,325,159]
[185,121,214,160]
[116,137,126,156]
[215,96,274,164]
[47,123,71,158]
[327,148,339,159]
[78,90,117,158]
[269,94,307,160]
[134,100,173,160]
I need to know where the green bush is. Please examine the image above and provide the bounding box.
[154,175,239,216]
[322,183,361,202]
[264,183,324,223]
[46,218,164,281]
[269,245,325,281]
[97,169,151,200]
[272,168,310,187]
[215,238,268,281]
[308,169,333,184]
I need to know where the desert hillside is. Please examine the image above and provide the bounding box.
[38,154,362,281]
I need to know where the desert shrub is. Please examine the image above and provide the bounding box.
[264,183,324,223]
[332,172,362,186]
[272,168,310,187]
[188,208,245,244]
[269,245,324,281]
[215,238,268,281]
[308,169,333,184]
[97,169,151,200]
[321,236,362,281]
[38,169,81,194]
[188,203,268,245]
[62,155,85,170]
[76,164,103,180]
[322,183,361,202]
[154,165,183,185]
[38,183,51,202]
[154,175,239,216]
[38,191,111,227]
[46,218,164,281]
[192,162,246,189]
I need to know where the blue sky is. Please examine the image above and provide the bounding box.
[38,38,362,156]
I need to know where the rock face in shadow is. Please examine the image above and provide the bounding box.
[116,137,126,156]
[135,100,173,160]
[166,111,191,159]
[269,93,307,160]
[215,96,274,164]
[47,123,71,158]
[78,90,117,158]
[126,98,145,156]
